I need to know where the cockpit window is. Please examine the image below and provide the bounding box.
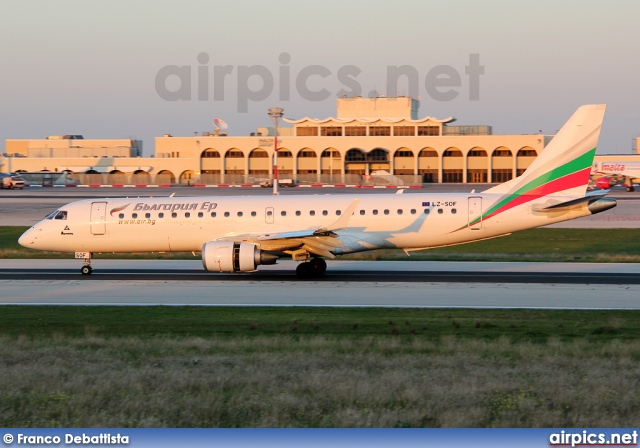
[54,211,68,220]
[45,210,58,220]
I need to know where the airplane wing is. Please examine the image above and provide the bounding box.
[212,199,359,259]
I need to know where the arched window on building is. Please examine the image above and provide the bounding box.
[394,148,415,175]
[466,147,488,183]
[442,148,463,183]
[491,147,513,182]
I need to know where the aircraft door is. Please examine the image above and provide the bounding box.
[265,207,274,224]
[90,201,107,235]
[468,197,482,230]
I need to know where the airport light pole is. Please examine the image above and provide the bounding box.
[268,107,284,196]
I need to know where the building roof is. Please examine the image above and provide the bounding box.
[283,116,456,125]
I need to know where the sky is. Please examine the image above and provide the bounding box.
[1,0,639,155]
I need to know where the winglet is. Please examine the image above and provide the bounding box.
[317,198,360,232]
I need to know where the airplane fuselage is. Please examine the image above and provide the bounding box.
[19,192,605,255]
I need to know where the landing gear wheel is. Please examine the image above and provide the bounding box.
[296,258,327,278]
[309,257,327,275]
[81,265,93,275]
[296,262,312,278]
[626,186,635,192]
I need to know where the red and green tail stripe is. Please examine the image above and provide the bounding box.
[460,148,596,230]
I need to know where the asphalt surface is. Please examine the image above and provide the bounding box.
[2,260,640,309]
[1,265,639,285]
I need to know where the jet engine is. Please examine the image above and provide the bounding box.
[202,241,277,272]
[595,177,616,189]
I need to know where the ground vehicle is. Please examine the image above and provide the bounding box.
[1,173,25,189]
[259,179,296,188]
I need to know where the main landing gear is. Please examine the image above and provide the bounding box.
[296,257,327,278]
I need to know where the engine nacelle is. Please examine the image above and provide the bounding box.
[202,241,276,272]
[596,177,616,189]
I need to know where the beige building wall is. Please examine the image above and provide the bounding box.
[336,97,419,119]
[152,132,545,184]
[5,98,636,186]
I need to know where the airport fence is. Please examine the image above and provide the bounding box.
[19,172,423,187]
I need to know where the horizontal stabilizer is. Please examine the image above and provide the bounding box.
[539,193,608,212]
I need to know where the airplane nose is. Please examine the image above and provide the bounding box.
[18,228,36,247]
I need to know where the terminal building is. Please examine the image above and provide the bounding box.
[2,97,638,186]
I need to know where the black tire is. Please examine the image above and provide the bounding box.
[81,265,93,275]
[309,257,327,275]
[296,262,312,278]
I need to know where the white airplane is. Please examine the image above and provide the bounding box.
[19,105,616,277]
[591,160,640,192]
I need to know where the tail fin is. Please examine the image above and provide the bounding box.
[485,104,606,198]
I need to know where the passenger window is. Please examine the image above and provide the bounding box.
[237,211,243,217]
[336,210,341,216]
[251,211,256,217]
[224,212,230,217]
[397,209,403,215]
[267,211,272,216]
[424,209,430,215]
[451,209,457,214]
[373,210,378,215]
[185,212,190,218]
[159,213,164,218]
[211,212,216,218]
[384,210,389,215]
[438,209,443,214]
[296,211,301,216]
[281,211,286,216]
[310,210,315,216]
[172,212,177,218]
[322,210,328,216]
[359,210,365,215]
[145,213,151,218]
[198,212,203,218]
[132,213,138,219]
[411,209,416,215]
[119,213,125,219]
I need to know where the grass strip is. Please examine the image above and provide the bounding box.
[1,307,640,428]
[1,306,639,343]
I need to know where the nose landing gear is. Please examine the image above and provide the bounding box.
[75,252,93,275]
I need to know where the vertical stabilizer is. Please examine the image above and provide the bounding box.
[485,104,606,198]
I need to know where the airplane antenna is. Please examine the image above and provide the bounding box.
[170,193,176,198]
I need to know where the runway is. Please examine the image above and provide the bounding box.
[3,187,640,309]
[2,260,640,309]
